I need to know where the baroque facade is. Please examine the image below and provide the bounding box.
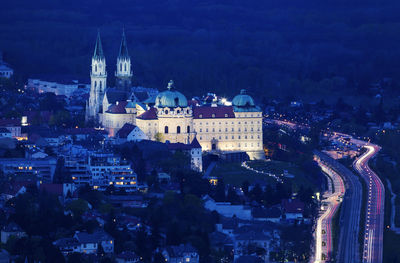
[85,32,264,160]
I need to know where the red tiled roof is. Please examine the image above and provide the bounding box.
[193,106,235,119]
[281,199,305,214]
[137,107,158,120]
[107,101,128,114]
[116,123,137,139]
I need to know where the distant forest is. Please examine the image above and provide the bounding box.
[1,0,400,102]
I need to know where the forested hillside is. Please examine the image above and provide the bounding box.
[1,0,400,101]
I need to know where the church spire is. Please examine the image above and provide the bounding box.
[118,29,129,60]
[93,30,105,60]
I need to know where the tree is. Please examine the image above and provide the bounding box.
[66,199,89,218]
[154,132,164,142]
[53,157,71,183]
[213,179,225,202]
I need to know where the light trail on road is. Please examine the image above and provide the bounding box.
[353,145,384,263]
[314,156,345,263]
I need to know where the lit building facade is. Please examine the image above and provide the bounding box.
[88,152,137,192]
[86,32,264,160]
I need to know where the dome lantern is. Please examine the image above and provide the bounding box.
[155,80,188,108]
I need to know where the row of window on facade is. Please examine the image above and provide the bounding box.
[163,125,261,134]
[198,127,260,133]
[164,125,190,134]
[0,71,12,77]
[199,135,260,141]
[202,142,260,148]
[162,109,191,115]
[196,120,261,125]
[198,113,261,118]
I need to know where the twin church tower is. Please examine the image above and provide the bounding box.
[86,30,133,122]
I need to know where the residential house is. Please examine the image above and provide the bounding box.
[166,137,203,172]
[252,206,281,223]
[88,151,137,192]
[203,195,252,220]
[0,156,57,182]
[1,222,26,244]
[0,128,11,138]
[116,251,142,263]
[54,230,114,255]
[0,119,21,138]
[281,199,304,221]
[162,244,199,263]
[115,123,147,144]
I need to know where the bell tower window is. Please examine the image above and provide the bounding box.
[187,126,190,133]
[164,126,169,134]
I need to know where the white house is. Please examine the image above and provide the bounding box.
[203,195,252,220]
[162,244,199,263]
[281,199,304,221]
[54,230,114,255]
[0,128,11,138]
[166,137,203,172]
[115,123,147,143]
[0,63,13,79]
[1,223,26,244]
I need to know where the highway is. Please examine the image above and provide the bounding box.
[353,144,384,263]
[314,151,362,263]
[313,154,345,263]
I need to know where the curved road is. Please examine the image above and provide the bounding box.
[353,144,384,263]
[313,157,345,263]
[315,151,362,263]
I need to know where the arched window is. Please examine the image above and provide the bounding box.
[120,64,122,72]
[187,126,190,133]
[177,126,181,134]
[94,81,97,88]
[174,97,179,106]
[164,126,169,134]
[95,65,97,72]
[99,81,102,89]
[124,63,127,71]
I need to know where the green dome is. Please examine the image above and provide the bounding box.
[232,89,255,107]
[155,80,188,108]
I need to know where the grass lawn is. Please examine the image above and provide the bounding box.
[210,162,278,186]
[211,160,319,191]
